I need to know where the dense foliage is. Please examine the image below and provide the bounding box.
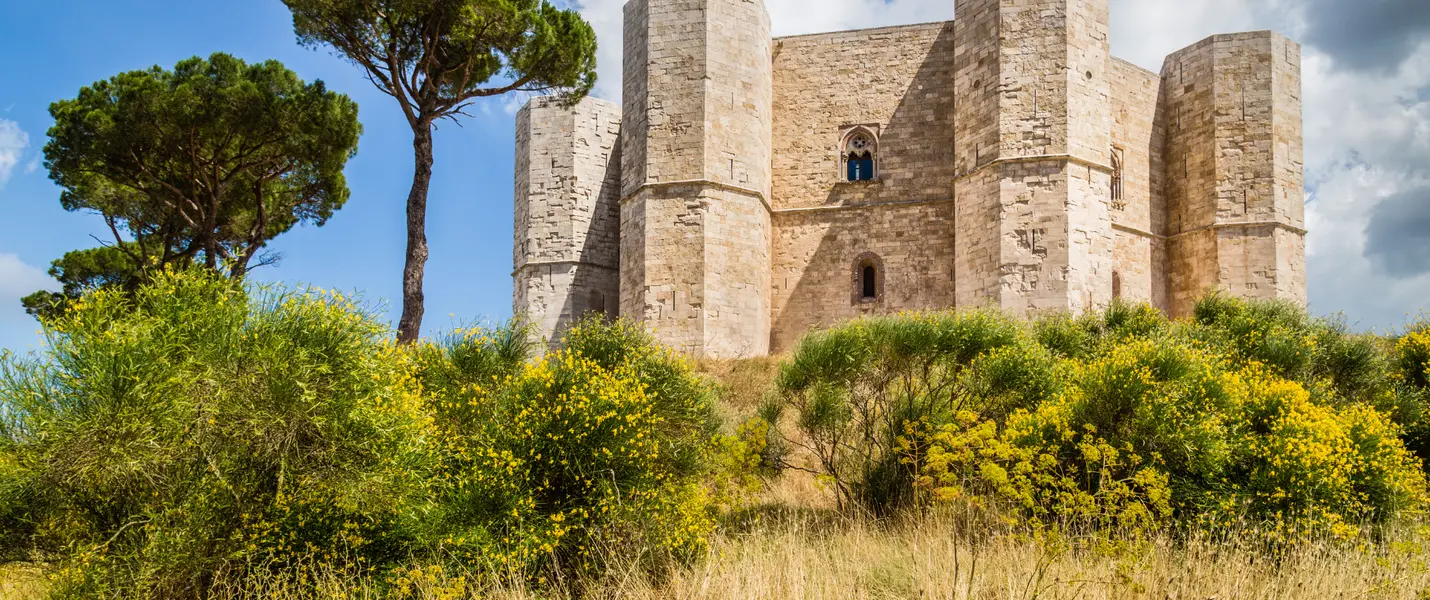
[771,299,1430,538]
[23,53,361,319]
[0,271,717,598]
[5,270,1430,597]
[414,318,719,576]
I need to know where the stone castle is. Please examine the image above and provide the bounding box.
[512,0,1307,358]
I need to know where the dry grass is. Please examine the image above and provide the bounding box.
[200,476,1430,599]
[9,360,1429,599]
[0,564,48,599]
[9,471,1430,600]
[699,356,783,417]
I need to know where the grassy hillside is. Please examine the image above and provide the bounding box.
[3,269,1430,598]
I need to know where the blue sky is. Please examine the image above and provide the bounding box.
[0,1,531,352]
[5,0,1430,353]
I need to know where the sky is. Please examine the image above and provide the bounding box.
[2,0,1430,353]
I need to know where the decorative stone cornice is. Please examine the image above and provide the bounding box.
[770,197,956,216]
[620,179,773,214]
[952,153,1115,184]
[1111,220,1309,241]
[512,260,619,278]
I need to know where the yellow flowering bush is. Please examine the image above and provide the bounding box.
[786,297,1430,540]
[773,311,1048,514]
[417,317,718,579]
[1397,328,1430,391]
[915,410,1172,535]
[913,336,1427,540]
[0,269,435,597]
[1223,371,1427,538]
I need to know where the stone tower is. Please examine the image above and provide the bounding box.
[513,0,1308,358]
[512,96,623,343]
[1162,32,1307,316]
[953,0,1116,314]
[619,0,774,357]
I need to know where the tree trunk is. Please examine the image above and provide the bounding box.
[397,123,435,345]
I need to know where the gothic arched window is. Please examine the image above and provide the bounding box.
[842,129,877,182]
[852,252,884,304]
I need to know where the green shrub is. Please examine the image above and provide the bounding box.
[1223,371,1426,538]
[416,317,718,579]
[778,300,1430,539]
[773,311,1034,515]
[0,269,433,598]
[1397,326,1430,391]
[0,277,730,595]
[915,335,1427,539]
[1384,324,1430,467]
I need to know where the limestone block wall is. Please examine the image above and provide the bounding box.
[706,0,774,199]
[953,0,1004,307]
[513,96,623,343]
[766,21,958,350]
[621,0,773,196]
[1109,58,1168,309]
[509,0,1307,359]
[620,0,773,358]
[953,0,1115,314]
[1269,34,1308,303]
[1162,31,1306,316]
[770,202,957,351]
[770,22,956,210]
[992,161,1112,314]
[1162,35,1219,314]
[620,0,700,196]
[619,185,770,356]
[954,169,1003,307]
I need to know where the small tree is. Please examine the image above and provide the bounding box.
[282,0,598,344]
[20,245,142,319]
[31,52,361,312]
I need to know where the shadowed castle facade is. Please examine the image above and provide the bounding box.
[512,0,1307,358]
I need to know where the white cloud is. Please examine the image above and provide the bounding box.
[0,119,30,190]
[0,253,55,301]
[23,155,39,176]
[574,0,627,101]
[570,0,1430,328]
[1109,0,1266,70]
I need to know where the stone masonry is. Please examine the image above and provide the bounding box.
[513,96,622,340]
[513,0,1308,357]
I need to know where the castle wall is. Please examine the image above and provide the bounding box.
[619,0,773,358]
[770,202,957,352]
[765,21,957,351]
[1162,35,1219,314]
[1162,31,1306,316]
[511,0,1306,359]
[769,22,956,211]
[512,97,623,343]
[953,0,1115,314]
[619,0,698,196]
[706,0,775,199]
[952,0,1003,308]
[1109,58,1168,309]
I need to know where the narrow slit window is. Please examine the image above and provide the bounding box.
[1110,147,1124,208]
[587,290,607,318]
[853,252,884,304]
